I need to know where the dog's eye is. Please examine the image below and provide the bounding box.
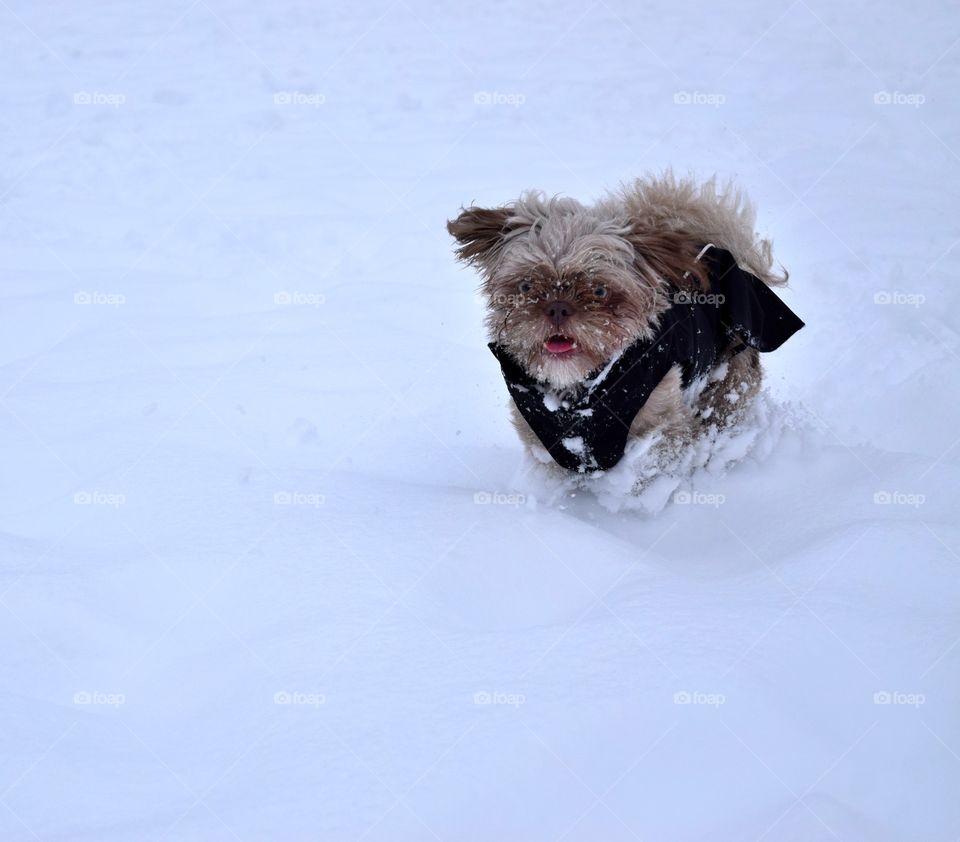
[592,286,608,298]
[518,281,533,294]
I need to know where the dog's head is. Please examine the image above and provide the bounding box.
[448,193,706,389]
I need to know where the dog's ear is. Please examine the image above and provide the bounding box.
[629,229,709,291]
[447,205,514,266]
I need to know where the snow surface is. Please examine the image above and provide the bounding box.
[2,0,959,839]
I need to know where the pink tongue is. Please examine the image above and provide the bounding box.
[545,337,575,354]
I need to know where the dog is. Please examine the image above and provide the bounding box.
[447,172,803,482]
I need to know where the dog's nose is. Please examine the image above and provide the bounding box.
[544,300,575,327]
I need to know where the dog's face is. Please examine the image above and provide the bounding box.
[448,194,704,389]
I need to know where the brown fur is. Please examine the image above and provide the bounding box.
[446,206,513,265]
[628,229,709,291]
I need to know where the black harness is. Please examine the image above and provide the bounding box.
[489,246,804,473]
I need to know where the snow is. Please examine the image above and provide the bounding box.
[1,0,959,839]
[543,390,562,412]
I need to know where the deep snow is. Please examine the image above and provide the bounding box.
[1,0,959,839]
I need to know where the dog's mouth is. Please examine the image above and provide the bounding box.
[544,334,577,355]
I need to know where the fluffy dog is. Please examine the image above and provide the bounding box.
[447,172,800,484]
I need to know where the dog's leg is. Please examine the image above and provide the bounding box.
[628,364,691,439]
[624,365,696,493]
[694,346,763,431]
